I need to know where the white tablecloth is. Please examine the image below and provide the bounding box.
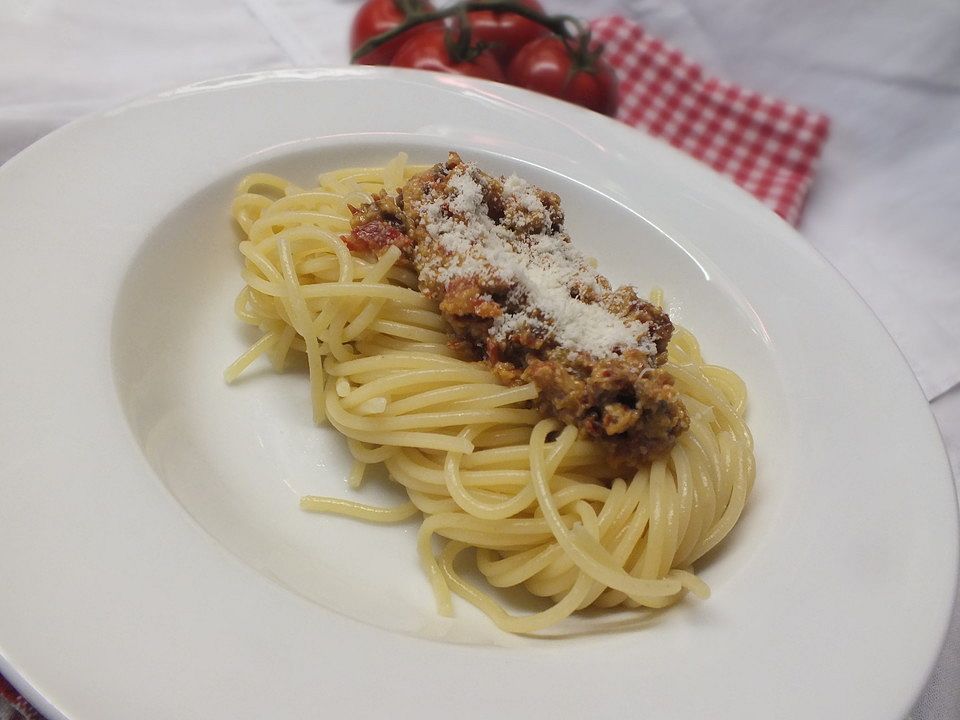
[1,1,957,717]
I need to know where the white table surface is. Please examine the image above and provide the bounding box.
[1,1,957,717]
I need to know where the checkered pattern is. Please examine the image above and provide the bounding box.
[0,675,42,720]
[591,16,830,224]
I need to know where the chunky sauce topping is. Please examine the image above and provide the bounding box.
[350,153,689,467]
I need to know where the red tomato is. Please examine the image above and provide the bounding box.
[466,0,549,64]
[350,0,437,65]
[392,28,506,82]
[507,36,618,116]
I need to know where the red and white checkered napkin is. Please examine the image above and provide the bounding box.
[591,16,830,225]
[0,674,42,720]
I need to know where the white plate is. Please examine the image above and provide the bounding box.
[0,67,956,720]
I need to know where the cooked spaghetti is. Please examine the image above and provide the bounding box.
[226,153,755,633]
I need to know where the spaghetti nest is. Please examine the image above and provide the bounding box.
[226,154,756,634]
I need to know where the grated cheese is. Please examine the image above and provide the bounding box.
[415,162,656,359]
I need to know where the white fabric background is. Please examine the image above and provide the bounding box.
[0,0,957,717]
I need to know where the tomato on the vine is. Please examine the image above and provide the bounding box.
[350,0,438,65]
[466,0,549,64]
[349,1,620,117]
[507,36,618,116]
[391,27,505,82]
